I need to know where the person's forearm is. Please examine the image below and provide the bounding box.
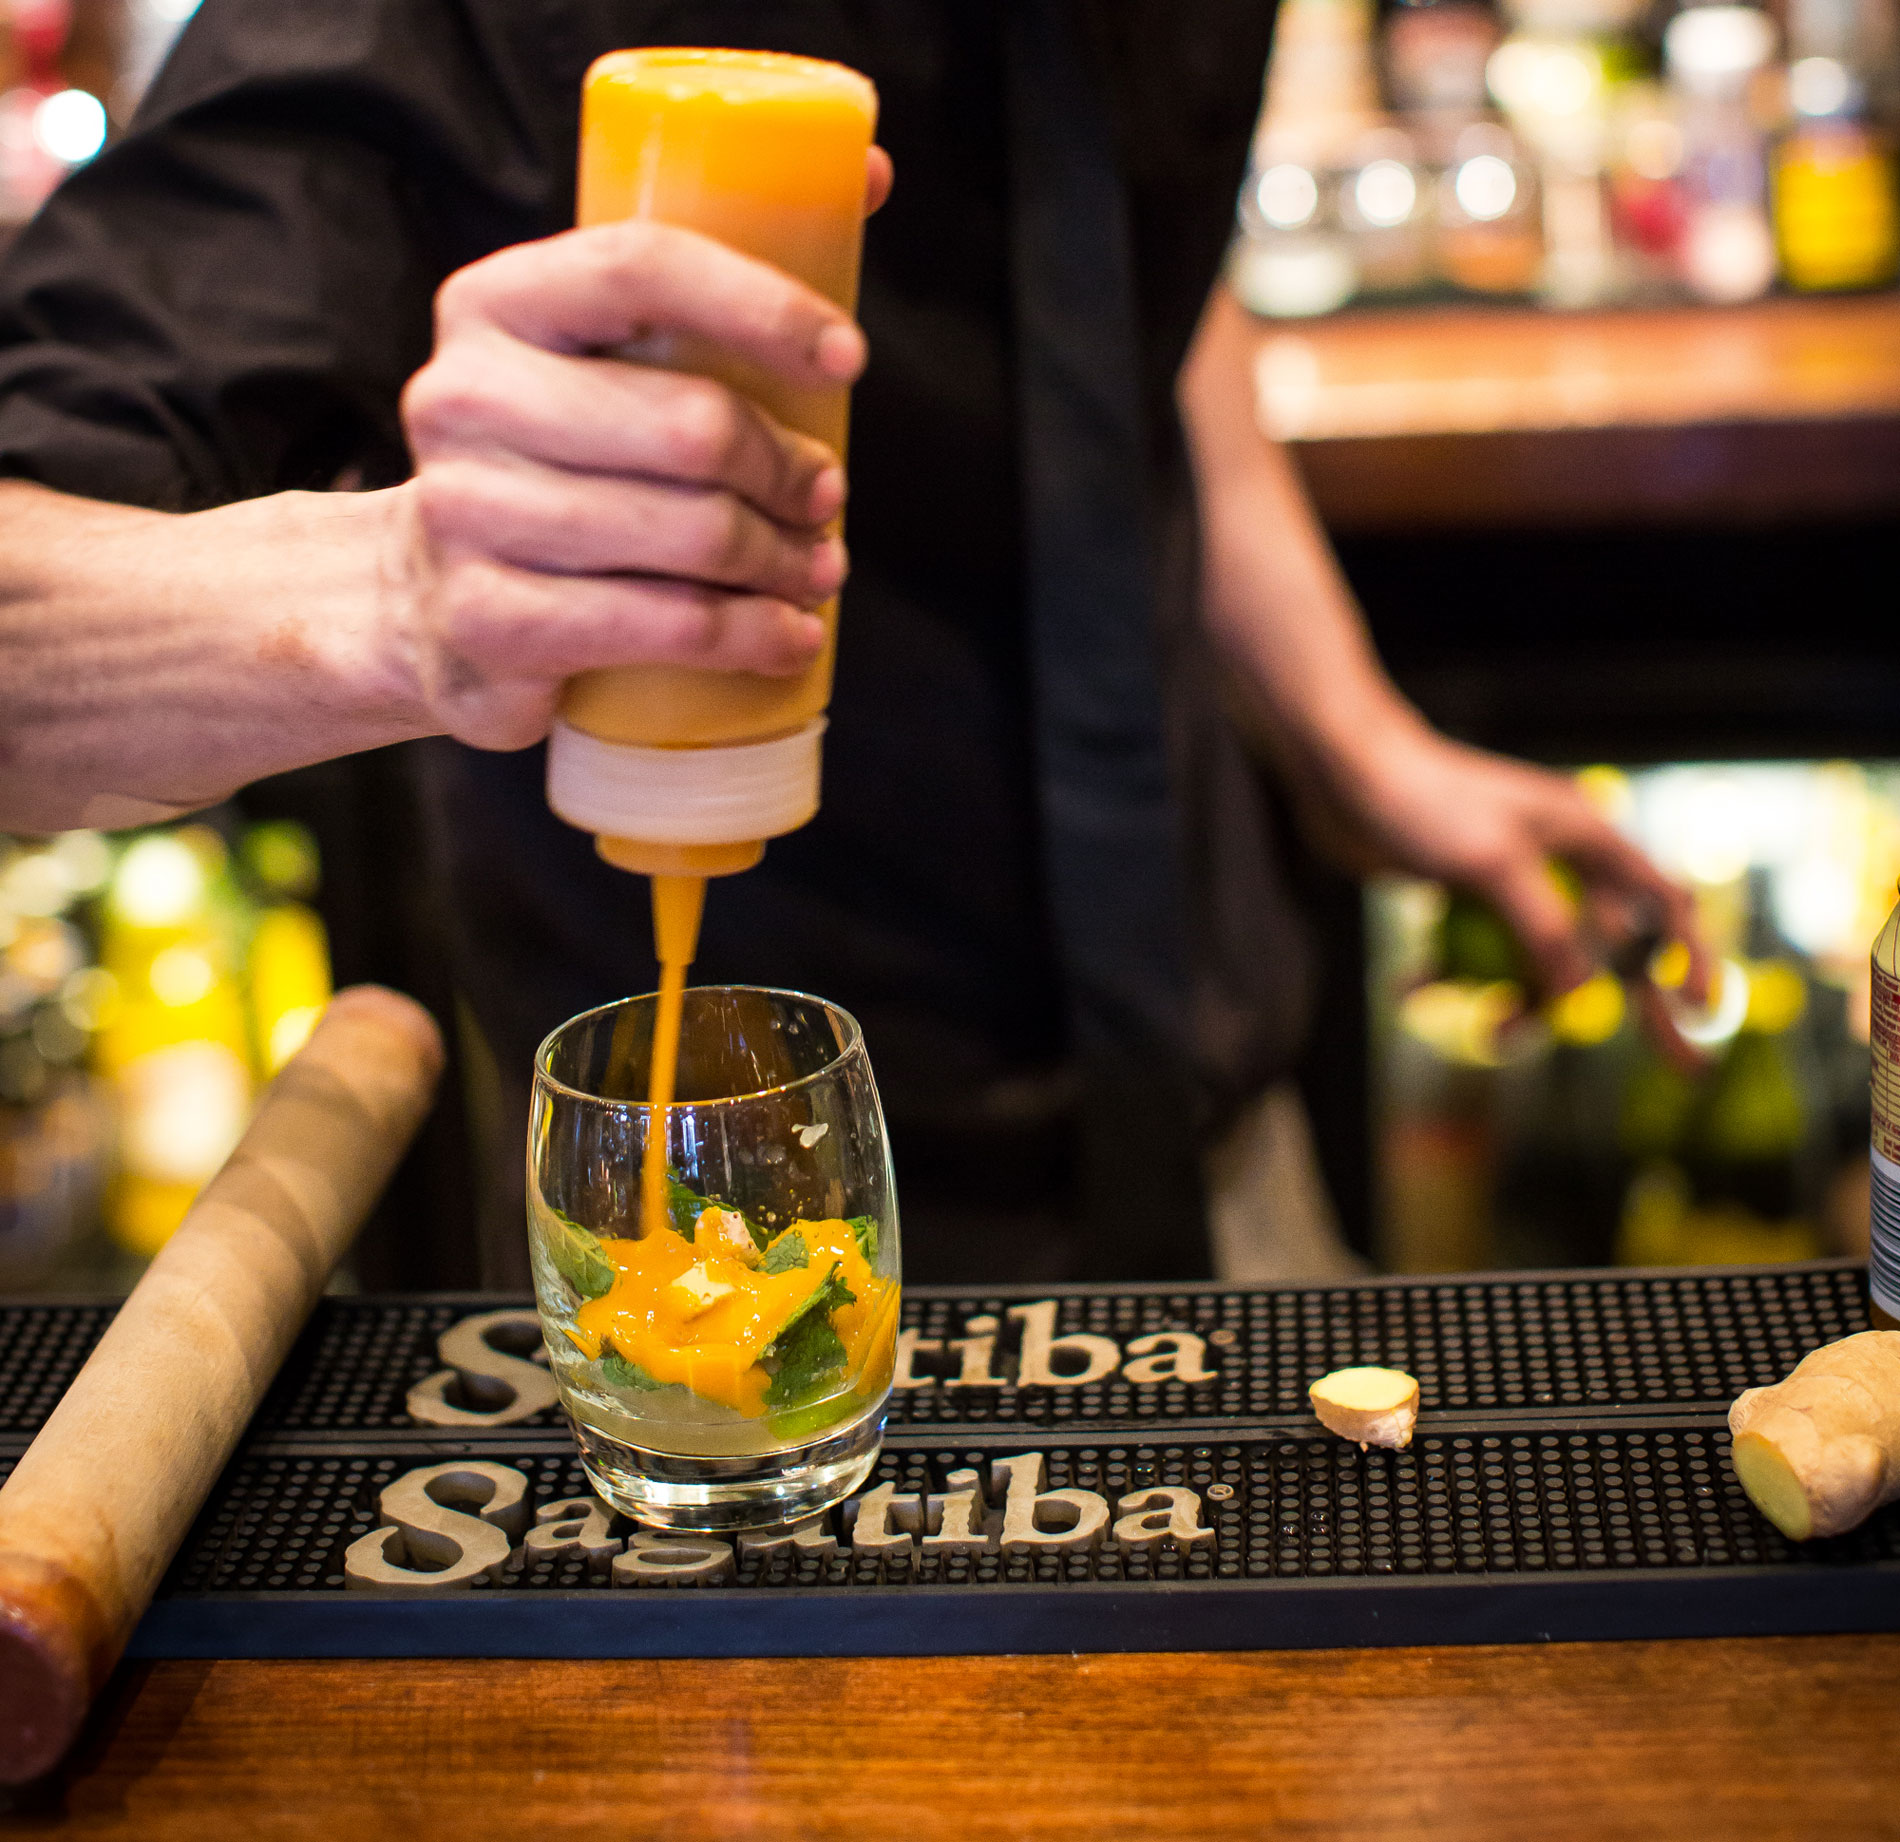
[1177,282,1705,998]
[1178,284,1428,787]
[0,221,867,835]
[0,481,429,832]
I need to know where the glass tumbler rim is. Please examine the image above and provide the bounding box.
[531,984,867,1113]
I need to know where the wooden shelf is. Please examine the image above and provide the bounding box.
[1263,296,1900,531]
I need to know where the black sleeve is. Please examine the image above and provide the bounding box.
[0,0,587,509]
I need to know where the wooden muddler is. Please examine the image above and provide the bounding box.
[0,985,443,1784]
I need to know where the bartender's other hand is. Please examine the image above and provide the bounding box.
[396,220,868,749]
[1296,713,1706,1003]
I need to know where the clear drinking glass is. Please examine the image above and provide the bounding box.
[528,987,899,1530]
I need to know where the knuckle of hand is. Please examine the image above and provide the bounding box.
[768,288,818,356]
[592,220,663,292]
[755,608,808,672]
[694,495,753,577]
[444,682,539,753]
[671,384,740,478]
[661,584,724,660]
[413,462,485,539]
[403,361,486,448]
[435,558,510,654]
[433,264,489,330]
[400,370,444,444]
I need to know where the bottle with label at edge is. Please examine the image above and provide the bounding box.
[1867,880,1900,1328]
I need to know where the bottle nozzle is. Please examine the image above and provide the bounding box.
[596,836,765,878]
[650,872,709,970]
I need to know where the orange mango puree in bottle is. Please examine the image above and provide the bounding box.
[567,1212,898,1420]
[567,47,875,759]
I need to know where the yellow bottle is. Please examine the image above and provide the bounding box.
[94,828,254,1258]
[546,47,879,884]
[1773,119,1898,293]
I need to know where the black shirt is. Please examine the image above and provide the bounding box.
[0,0,1308,1282]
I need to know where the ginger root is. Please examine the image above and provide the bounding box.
[1728,1331,1900,1541]
[1309,1366,1419,1450]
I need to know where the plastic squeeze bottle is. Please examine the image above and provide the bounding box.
[548,48,876,887]
[548,49,877,1236]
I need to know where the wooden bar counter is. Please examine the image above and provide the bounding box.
[3,1638,1895,1837]
[1266,294,1900,530]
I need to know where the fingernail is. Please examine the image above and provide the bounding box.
[808,535,848,595]
[808,465,846,521]
[814,322,866,381]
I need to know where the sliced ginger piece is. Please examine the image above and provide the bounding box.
[1728,1331,1900,1540]
[697,1206,762,1268]
[1309,1365,1419,1450]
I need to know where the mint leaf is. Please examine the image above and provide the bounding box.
[762,1262,856,1409]
[600,1350,665,1392]
[548,1212,614,1300]
[776,1262,855,1342]
[764,1310,848,1409]
[664,1171,770,1250]
[847,1214,879,1263]
[760,1229,809,1275]
[664,1173,706,1241]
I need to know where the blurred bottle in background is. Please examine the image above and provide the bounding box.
[1388,0,1506,127]
[1435,118,1547,290]
[1772,0,1899,291]
[1236,136,1363,318]
[0,817,331,1286]
[1236,0,1899,312]
[1869,881,1900,1326]
[1493,970,1632,1266]
[93,827,256,1257]
[0,832,114,1286]
[1375,881,1516,1270]
[1387,0,1547,291]
[1619,872,1826,1263]
[1232,0,1387,316]
[1486,0,1649,304]
[1607,83,1692,286]
[1376,763,1893,1277]
[1338,123,1435,295]
[240,819,332,1078]
[0,0,106,228]
[1665,3,1780,303]
[93,820,331,1258]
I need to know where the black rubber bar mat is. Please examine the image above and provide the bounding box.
[2,1261,1894,1655]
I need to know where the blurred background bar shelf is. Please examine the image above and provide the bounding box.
[1264,295,1900,528]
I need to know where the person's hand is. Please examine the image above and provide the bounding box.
[1290,707,1708,1003]
[392,149,892,751]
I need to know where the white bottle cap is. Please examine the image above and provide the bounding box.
[545,717,825,846]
